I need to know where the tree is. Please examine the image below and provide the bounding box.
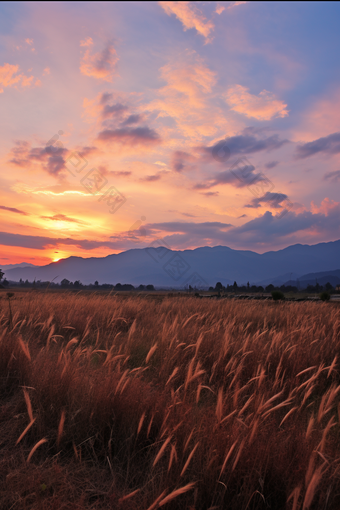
[272,290,285,301]
[266,284,275,292]
[247,282,250,290]
[2,278,9,287]
[138,284,145,290]
[0,269,4,281]
[73,280,82,288]
[61,278,70,287]
[215,282,223,291]
[146,284,155,291]
[325,282,333,291]
[94,280,99,286]
[320,291,330,301]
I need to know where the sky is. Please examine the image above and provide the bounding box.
[1,1,340,266]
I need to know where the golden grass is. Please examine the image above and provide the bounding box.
[0,291,340,508]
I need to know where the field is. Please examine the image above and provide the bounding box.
[0,291,340,509]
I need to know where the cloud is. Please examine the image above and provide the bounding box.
[97,126,161,146]
[141,174,161,182]
[296,132,340,159]
[149,51,231,140]
[198,133,289,161]
[40,214,88,225]
[0,232,118,251]
[225,85,289,120]
[0,63,36,93]
[194,161,265,190]
[245,191,289,209]
[80,41,119,82]
[159,1,215,42]
[264,161,278,169]
[121,114,143,125]
[102,102,129,119]
[0,205,29,216]
[9,141,69,176]
[227,1,248,8]
[171,150,196,172]
[324,170,340,183]
[80,37,93,47]
[215,4,225,15]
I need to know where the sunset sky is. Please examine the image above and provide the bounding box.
[1,1,340,266]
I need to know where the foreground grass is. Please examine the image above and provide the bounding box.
[0,291,340,509]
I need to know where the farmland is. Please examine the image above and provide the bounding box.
[0,290,340,509]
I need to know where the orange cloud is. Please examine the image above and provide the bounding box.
[149,52,239,141]
[80,37,93,47]
[159,1,214,42]
[227,1,247,9]
[0,63,36,93]
[80,41,118,82]
[311,198,340,216]
[215,4,225,15]
[225,85,289,120]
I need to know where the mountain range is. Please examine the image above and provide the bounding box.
[2,239,340,289]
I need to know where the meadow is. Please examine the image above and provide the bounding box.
[0,290,340,509]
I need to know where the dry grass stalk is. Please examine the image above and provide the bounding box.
[57,409,66,447]
[16,418,36,445]
[159,482,196,506]
[18,337,31,361]
[180,442,199,477]
[23,388,34,422]
[153,435,172,467]
[26,438,48,463]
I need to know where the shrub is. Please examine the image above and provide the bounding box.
[271,290,285,301]
[320,291,330,301]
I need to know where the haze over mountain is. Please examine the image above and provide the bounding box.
[3,240,340,289]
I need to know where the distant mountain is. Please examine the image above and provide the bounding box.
[283,269,340,289]
[3,240,340,288]
[1,262,36,271]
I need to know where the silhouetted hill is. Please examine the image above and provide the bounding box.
[3,240,340,288]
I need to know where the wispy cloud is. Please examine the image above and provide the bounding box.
[159,1,215,42]
[40,213,88,225]
[80,41,119,82]
[0,205,29,216]
[296,132,340,158]
[225,85,289,120]
[0,63,37,93]
[323,170,340,183]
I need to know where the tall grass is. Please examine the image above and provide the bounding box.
[0,291,339,509]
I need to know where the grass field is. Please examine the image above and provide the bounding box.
[0,290,340,509]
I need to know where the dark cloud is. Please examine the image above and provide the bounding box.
[40,213,88,225]
[141,174,161,182]
[110,170,132,177]
[77,146,98,158]
[296,132,340,159]
[198,134,289,161]
[245,191,289,209]
[200,191,219,197]
[323,169,340,183]
[171,151,196,172]
[264,161,278,169]
[102,103,129,119]
[0,205,29,216]
[194,162,265,190]
[97,126,161,145]
[10,142,69,176]
[122,114,142,125]
[100,92,113,104]
[0,231,119,251]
